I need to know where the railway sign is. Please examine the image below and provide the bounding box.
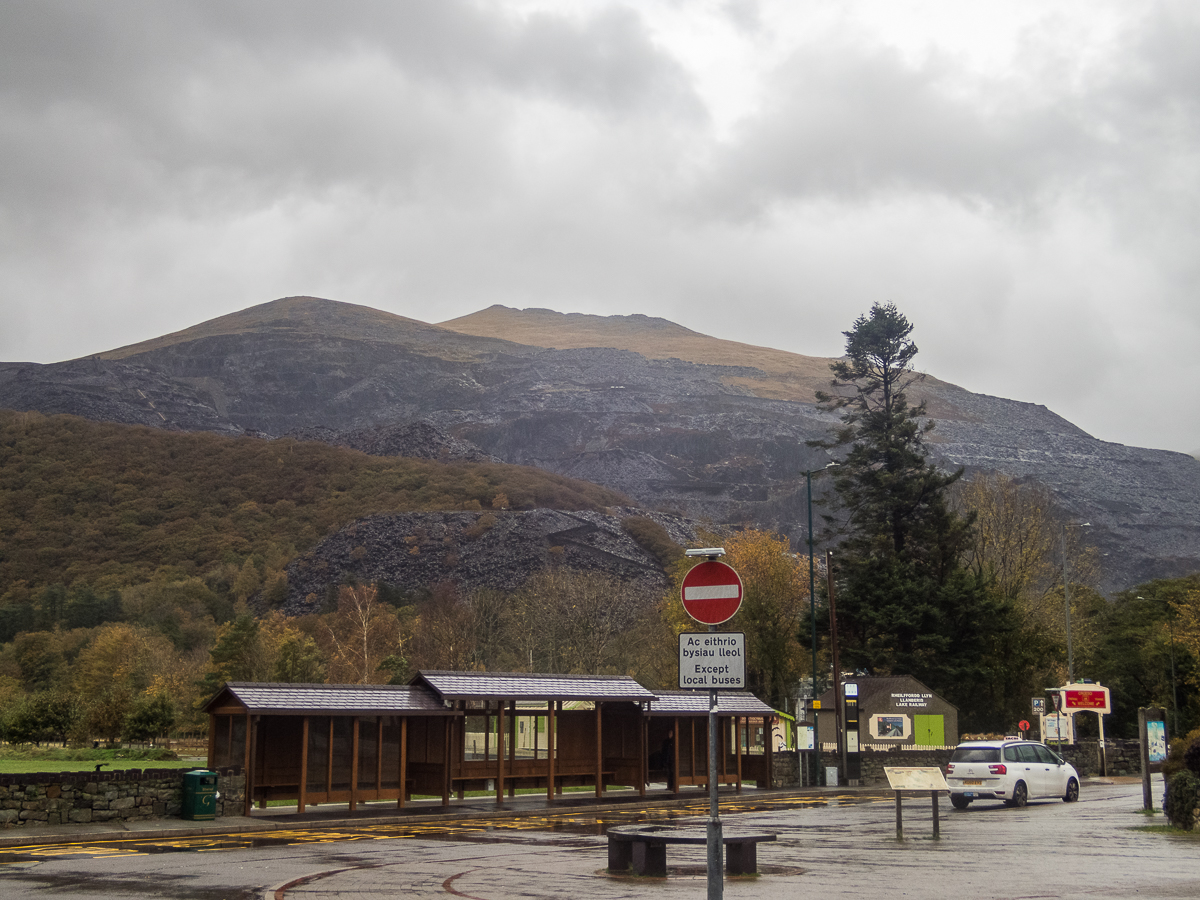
[680,560,744,625]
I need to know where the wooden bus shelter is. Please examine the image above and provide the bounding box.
[204,673,776,816]
[645,690,777,792]
[412,670,657,804]
[205,682,458,815]
[204,671,658,815]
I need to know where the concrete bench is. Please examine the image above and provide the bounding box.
[607,825,776,877]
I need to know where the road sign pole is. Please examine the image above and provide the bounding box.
[708,621,722,900]
[682,549,738,900]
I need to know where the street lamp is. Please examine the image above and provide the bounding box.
[805,461,838,785]
[1139,595,1179,738]
[1061,521,1090,684]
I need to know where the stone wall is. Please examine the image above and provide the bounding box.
[772,752,799,788]
[0,767,244,829]
[1057,740,1142,777]
[775,740,1143,788]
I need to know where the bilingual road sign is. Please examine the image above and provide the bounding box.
[680,560,744,625]
[679,632,745,689]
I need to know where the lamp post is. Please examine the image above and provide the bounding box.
[805,462,837,785]
[1060,522,1090,685]
[1140,596,1179,738]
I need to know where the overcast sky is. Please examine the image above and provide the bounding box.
[3,1,1199,454]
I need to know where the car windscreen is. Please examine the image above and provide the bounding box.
[950,747,1000,763]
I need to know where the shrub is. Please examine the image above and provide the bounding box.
[1185,737,1200,776]
[1163,727,1200,779]
[621,516,683,570]
[1163,769,1200,830]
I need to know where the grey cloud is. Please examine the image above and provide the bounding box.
[702,7,1200,223]
[703,45,1103,214]
[0,0,701,225]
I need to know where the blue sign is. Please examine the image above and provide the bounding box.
[1147,720,1167,763]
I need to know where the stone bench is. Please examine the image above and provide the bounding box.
[606,824,776,877]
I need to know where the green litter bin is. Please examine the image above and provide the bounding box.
[181,770,218,821]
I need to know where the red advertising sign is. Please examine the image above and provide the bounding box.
[1063,686,1111,714]
[680,561,744,625]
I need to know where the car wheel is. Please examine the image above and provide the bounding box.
[950,794,971,810]
[1006,781,1028,808]
[1063,777,1079,803]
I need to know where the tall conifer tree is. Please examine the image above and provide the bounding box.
[814,303,1010,726]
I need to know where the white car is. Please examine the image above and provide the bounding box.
[945,740,1080,809]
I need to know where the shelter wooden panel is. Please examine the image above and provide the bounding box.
[412,671,656,804]
[646,691,777,793]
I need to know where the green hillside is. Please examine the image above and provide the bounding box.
[0,409,626,599]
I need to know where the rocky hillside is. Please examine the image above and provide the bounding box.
[2,295,1197,592]
[282,507,696,614]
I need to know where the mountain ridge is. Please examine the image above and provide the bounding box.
[2,295,1196,593]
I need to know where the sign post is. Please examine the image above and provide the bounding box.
[681,549,744,900]
[1063,683,1112,775]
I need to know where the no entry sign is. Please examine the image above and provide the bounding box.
[680,560,744,625]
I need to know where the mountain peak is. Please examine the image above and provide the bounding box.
[99,296,449,360]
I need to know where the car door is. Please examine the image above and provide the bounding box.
[1015,743,1047,796]
[1034,743,1068,797]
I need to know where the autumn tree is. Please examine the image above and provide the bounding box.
[951,473,1090,725]
[407,584,479,672]
[319,585,402,683]
[509,571,654,675]
[200,611,271,693]
[74,623,176,698]
[1081,576,1200,738]
[123,693,176,745]
[272,634,327,683]
[812,303,1017,728]
[664,529,808,709]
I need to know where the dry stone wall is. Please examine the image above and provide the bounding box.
[0,768,244,829]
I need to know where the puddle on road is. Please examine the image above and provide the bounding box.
[0,792,879,863]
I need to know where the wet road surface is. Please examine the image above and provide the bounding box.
[0,780,1195,899]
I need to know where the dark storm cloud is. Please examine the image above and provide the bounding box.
[0,0,701,219]
[2,1,1200,453]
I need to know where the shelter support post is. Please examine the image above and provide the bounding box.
[547,702,557,802]
[496,701,506,805]
[736,717,743,792]
[207,715,216,769]
[595,703,603,799]
[350,717,360,812]
[325,719,333,797]
[442,717,451,807]
[298,717,309,814]
[672,716,680,793]
[243,714,255,817]
[398,717,407,809]
[509,702,517,798]
[638,710,647,797]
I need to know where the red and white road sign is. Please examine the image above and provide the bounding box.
[680,561,744,625]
